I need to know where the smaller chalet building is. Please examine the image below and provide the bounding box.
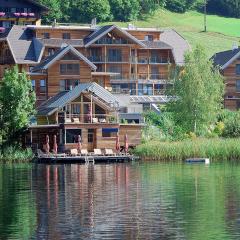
[211,47,240,110]
[27,82,142,152]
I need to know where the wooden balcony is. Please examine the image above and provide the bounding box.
[58,113,119,124]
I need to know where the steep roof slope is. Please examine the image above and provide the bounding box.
[7,25,44,64]
[211,48,240,69]
[37,82,119,116]
[161,29,191,66]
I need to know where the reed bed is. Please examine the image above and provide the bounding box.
[134,138,240,161]
[0,147,34,163]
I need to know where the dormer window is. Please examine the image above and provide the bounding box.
[43,32,50,39]
[48,48,55,56]
[63,33,71,40]
[10,8,16,13]
[145,35,153,41]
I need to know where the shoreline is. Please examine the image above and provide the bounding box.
[134,138,240,161]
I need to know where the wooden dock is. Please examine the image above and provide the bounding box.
[36,154,139,164]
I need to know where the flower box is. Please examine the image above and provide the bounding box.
[14,13,21,17]
[21,13,28,17]
[0,12,5,17]
[28,13,35,17]
[0,27,6,33]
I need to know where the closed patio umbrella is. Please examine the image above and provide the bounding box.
[87,103,92,123]
[45,135,50,155]
[77,135,82,153]
[53,135,58,154]
[116,133,120,153]
[124,134,129,154]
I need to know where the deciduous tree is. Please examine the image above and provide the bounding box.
[167,45,224,134]
[0,67,36,146]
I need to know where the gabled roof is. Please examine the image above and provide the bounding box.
[160,29,191,66]
[6,25,44,64]
[37,82,119,116]
[211,48,240,70]
[84,25,146,48]
[32,45,97,72]
[38,38,84,47]
[141,40,172,49]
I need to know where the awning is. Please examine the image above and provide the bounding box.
[102,128,119,133]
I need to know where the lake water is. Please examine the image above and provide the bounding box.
[0,162,240,240]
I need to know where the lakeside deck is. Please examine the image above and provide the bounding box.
[36,154,139,164]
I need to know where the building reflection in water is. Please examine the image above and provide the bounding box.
[32,163,188,239]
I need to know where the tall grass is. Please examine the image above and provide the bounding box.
[0,146,34,163]
[134,138,240,161]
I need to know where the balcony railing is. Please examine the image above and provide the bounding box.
[58,113,119,124]
[109,73,169,82]
[149,74,168,80]
[0,12,39,18]
[88,55,104,63]
[149,57,169,64]
[110,74,134,82]
[95,38,129,45]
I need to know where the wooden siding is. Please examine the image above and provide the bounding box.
[119,124,142,146]
[126,30,161,41]
[223,58,240,110]
[35,29,92,40]
[47,59,93,97]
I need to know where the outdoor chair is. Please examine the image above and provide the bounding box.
[99,118,106,123]
[65,118,72,123]
[104,149,116,156]
[94,149,102,155]
[81,149,89,156]
[92,118,98,123]
[70,149,78,156]
[73,118,80,123]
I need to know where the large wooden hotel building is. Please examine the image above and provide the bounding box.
[0,0,190,152]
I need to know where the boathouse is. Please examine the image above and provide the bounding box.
[26,82,142,152]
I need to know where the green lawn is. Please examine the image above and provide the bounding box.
[104,9,240,57]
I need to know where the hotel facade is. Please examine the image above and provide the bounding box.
[0,0,190,152]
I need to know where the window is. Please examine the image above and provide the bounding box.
[145,35,153,41]
[236,64,240,75]
[88,129,94,143]
[60,79,80,91]
[40,79,46,93]
[31,80,35,91]
[60,64,80,75]
[71,104,81,114]
[48,48,55,56]
[66,129,82,144]
[42,32,50,39]
[102,128,118,138]
[138,84,153,95]
[236,80,240,92]
[10,8,16,13]
[108,49,122,62]
[63,33,71,39]
[62,52,79,60]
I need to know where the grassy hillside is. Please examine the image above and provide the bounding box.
[104,9,240,57]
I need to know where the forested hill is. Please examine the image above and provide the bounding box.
[37,0,240,57]
[38,0,240,24]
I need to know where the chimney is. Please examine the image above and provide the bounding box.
[52,19,57,28]
[232,42,238,51]
[91,18,97,29]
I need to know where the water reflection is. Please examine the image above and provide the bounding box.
[1,162,240,239]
